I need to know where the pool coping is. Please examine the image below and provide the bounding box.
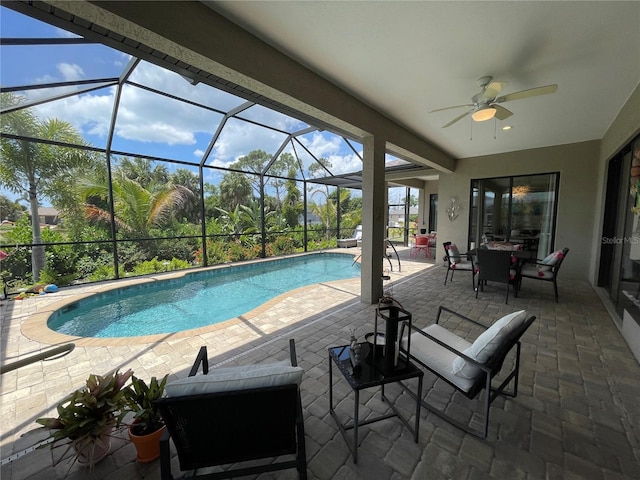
[20,251,361,347]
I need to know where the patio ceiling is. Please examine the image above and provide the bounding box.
[4,1,638,189]
[206,1,640,163]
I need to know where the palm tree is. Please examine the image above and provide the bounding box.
[219,171,253,212]
[0,93,93,281]
[78,170,194,240]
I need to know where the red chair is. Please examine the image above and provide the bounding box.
[411,235,430,258]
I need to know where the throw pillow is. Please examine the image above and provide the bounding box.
[452,310,527,379]
[538,250,563,272]
[447,243,461,264]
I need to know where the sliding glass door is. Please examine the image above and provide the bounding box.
[470,173,560,257]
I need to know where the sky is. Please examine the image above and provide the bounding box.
[0,5,396,208]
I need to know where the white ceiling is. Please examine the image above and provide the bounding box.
[206,1,640,160]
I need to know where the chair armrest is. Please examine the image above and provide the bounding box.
[188,346,209,376]
[436,306,488,330]
[289,339,298,367]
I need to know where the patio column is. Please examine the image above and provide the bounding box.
[361,134,386,303]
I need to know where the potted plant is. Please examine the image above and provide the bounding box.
[36,369,133,471]
[124,374,169,463]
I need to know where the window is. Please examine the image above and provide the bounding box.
[469,173,560,257]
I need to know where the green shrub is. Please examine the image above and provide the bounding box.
[270,235,301,255]
[89,263,123,282]
[131,257,190,276]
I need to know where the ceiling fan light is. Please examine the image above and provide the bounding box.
[471,107,497,122]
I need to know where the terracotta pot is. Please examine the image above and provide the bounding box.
[128,424,166,463]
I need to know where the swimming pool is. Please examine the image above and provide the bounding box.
[47,253,360,338]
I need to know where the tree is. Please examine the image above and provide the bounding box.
[265,152,297,208]
[170,168,202,223]
[0,93,93,281]
[78,169,194,241]
[0,194,27,222]
[230,150,271,197]
[203,183,220,219]
[219,171,253,212]
[282,170,303,228]
[309,187,353,240]
[118,157,168,189]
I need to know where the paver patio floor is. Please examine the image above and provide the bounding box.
[1,247,639,479]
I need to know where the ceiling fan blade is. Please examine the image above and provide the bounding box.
[442,110,472,128]
[493,104,513,120]
[482,81,505,100]
[496,84,558,103]
[429,104,473,113]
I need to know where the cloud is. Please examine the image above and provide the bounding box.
[57,63,85,82]
[115,121,196,146]
[33,87,114,139]
[23,60,357,182]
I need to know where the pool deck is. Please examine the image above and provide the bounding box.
[1,247,640,479]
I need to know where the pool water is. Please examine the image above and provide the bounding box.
[48,253,360,338]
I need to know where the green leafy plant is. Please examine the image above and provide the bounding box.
[124,374,168,436]
[36,369,133,469]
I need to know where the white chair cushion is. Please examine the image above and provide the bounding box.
[521,264,554,279]
[402,324,476,393]
[452,310,528,379]
[165,363,303,397]
[450,261,473,270]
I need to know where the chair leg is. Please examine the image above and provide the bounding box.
[159,429,174,480]
[295,394,308,480]
[553,278,559,302]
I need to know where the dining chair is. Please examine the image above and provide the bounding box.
[518,248,569,302]
[443,242,476,289]
[475,248,518,304]
[411,235,430,258]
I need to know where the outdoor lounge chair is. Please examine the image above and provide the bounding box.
[155,339,307,479]
[337,225,362,248]
[399,307,536,438]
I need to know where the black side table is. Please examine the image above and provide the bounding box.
[328,342,423,463]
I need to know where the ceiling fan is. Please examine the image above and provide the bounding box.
[430,76,558,128]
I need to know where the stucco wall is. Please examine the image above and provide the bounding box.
[437,141,600,281]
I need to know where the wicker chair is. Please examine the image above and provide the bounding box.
[475,248,519,304]
[155,339,307,479]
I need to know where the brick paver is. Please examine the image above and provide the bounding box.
[1,248,639,479]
